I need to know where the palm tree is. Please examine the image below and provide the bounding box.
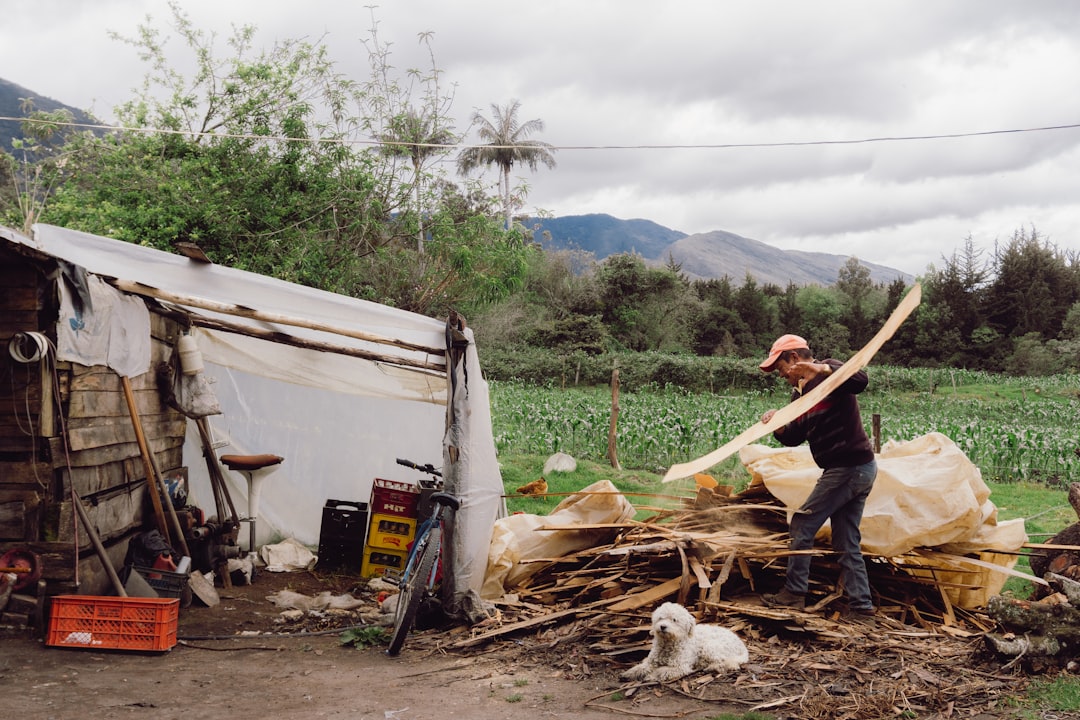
[456,100,556,230]
[380,108,456,252]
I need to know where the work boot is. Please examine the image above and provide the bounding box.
[762,587,805,610]
[843,607,878,628]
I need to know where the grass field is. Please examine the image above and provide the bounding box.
[490,369,1080,716]
[491,368,1080,596]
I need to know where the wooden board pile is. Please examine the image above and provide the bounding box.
[410,483,1038,718]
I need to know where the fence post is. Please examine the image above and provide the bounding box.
[608,362,621,470]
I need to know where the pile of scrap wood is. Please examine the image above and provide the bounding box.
[460,480,1011,650]
[399,482,1037,719]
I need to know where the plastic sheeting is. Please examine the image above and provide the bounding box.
[739,432,1028,607]
[439,320,508,621]
[482,480,636,600]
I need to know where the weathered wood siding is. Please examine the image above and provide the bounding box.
[0,247,189,595]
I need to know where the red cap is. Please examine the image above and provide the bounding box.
[759,334,809,371]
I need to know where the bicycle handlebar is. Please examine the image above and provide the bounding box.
[395,457,442,477]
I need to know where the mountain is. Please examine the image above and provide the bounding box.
[527,214,911,286]
[0,77,98,152]
[526,214,687,260]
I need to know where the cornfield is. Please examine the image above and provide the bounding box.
[489,369,1080,484]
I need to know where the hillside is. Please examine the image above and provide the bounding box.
[528,214,911,286]
[0,77,98,152]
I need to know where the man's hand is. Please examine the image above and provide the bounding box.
[788,361,830,381]
[761,409,777,424]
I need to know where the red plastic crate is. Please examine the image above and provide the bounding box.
[370,478,420,518]
[47,595,179,652]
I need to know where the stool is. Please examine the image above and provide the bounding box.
[219,454,284,556]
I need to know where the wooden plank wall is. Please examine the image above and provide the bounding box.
[55,311,188,546]
[0,248,190,595]
[0,252,51,541]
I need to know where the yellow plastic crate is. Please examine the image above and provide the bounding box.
[366,513,417,552]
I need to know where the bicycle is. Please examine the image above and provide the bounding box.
[385,457,461,656]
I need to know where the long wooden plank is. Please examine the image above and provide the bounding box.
[607,577,683,612]
[107,277,444,356]
[663,282,922,482]
[66,417,186,452]
[451,595,627,648]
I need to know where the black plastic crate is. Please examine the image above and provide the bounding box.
[132,565,189,600]
[317,500,368,571]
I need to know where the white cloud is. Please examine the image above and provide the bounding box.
[2,0,1079,279]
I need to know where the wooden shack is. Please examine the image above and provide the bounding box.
[1,233,188,602]
[1,223,506,628]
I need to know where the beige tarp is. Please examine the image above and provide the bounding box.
[482,480,635,599]
[741,431,1028,607]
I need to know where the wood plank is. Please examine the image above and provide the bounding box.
[0,435,39,453]
[55,486,147,545]
[66,416,186,452]
[62,435,183,469]
[68,388,170,418]
[0,461,53,486]
[0,286,39,308]
[68,365,165,393]
[665,282,922,481]
[451,595,627,649]
[607,577,683,613]
[67,458,142,498]
[0,500,26,538]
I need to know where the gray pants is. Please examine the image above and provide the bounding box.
[783,459,877,611]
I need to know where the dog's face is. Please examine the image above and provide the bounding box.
[651,602,695,642]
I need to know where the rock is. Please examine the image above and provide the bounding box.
[543,452,577,475]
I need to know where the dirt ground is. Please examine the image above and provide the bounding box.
[0,568,1042,720]
[1,569,738,720]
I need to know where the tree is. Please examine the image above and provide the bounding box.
[380,108,456,252]
[984,227,1079,341]
[456,100,556,230]
[367,26,458,253]
[1,101,81,234]
[835,256,873,346]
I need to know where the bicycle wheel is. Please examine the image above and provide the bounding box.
[386,525,441,656]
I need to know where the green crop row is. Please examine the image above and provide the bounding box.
[488,368,1080,484]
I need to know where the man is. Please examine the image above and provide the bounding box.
[757,334,878,623]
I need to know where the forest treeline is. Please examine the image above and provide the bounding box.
[2,5,1077,380]
[471,229,1080,380]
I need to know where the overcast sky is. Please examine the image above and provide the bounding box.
[4,1,1080,277]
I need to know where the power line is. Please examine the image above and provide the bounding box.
[2,116,1079,151]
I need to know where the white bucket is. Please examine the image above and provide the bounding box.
[177,335,204,375]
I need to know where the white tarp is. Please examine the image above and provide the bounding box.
[8,224,505,615]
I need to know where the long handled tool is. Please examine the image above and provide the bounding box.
[120,375,190,557]
[121,376,170,540]
[72,491,127,597]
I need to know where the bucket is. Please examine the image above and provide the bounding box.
[177,335,204,375]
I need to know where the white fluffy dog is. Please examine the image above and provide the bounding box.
[622,602,748,682]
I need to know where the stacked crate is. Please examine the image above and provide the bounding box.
[362,479,421,578]
[316,500,369,572]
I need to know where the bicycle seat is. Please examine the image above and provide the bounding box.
[219,454,284,472]
[429,491,460,511]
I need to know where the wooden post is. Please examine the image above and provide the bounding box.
[608,363,621,470]
[872,413,881,454]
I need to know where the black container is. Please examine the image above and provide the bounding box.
[416,478,443,524]
[317,500,369,572]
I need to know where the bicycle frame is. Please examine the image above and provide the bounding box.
[385,459,459,656]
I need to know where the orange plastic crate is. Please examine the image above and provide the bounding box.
[47,595,179,652]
